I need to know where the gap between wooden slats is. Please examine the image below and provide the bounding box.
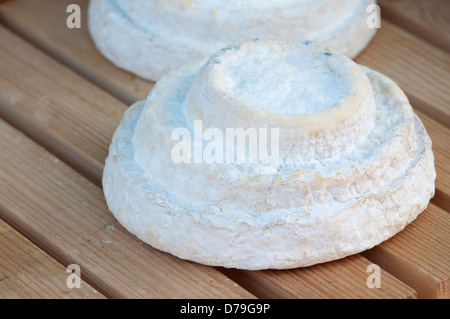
[379,0,450,52]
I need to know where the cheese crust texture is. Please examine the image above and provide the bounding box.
[88,0,377,81]
[103,40,435,270]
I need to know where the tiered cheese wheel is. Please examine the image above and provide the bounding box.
[88,0,378,81]
[103,40,435,270]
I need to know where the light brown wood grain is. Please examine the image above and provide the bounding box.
[0,219,9,234]
[0,25,123,186]
[223,255,417,299]
[0,219,104,298]
[0,25,123,166]
[0,118,254,299]
[362,204,450,299]
[0,0,152,105]
[379,0,450,52]
[355,20,450,128]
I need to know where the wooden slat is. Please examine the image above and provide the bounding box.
[0,118,253,299]
[223,255,417,299]
[0,218,104,299]
[379,0,450,52]
[355,20,450,128]
[0,0,152,105]
[362,204,450,299]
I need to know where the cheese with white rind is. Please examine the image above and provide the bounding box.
[102,40,435,270]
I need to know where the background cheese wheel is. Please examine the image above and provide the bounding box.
[88,0,378,81]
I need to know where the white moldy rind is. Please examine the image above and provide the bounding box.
[102,41,435,270]
[88,0,377,81]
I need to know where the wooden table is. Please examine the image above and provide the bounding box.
[0,0,448,299]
